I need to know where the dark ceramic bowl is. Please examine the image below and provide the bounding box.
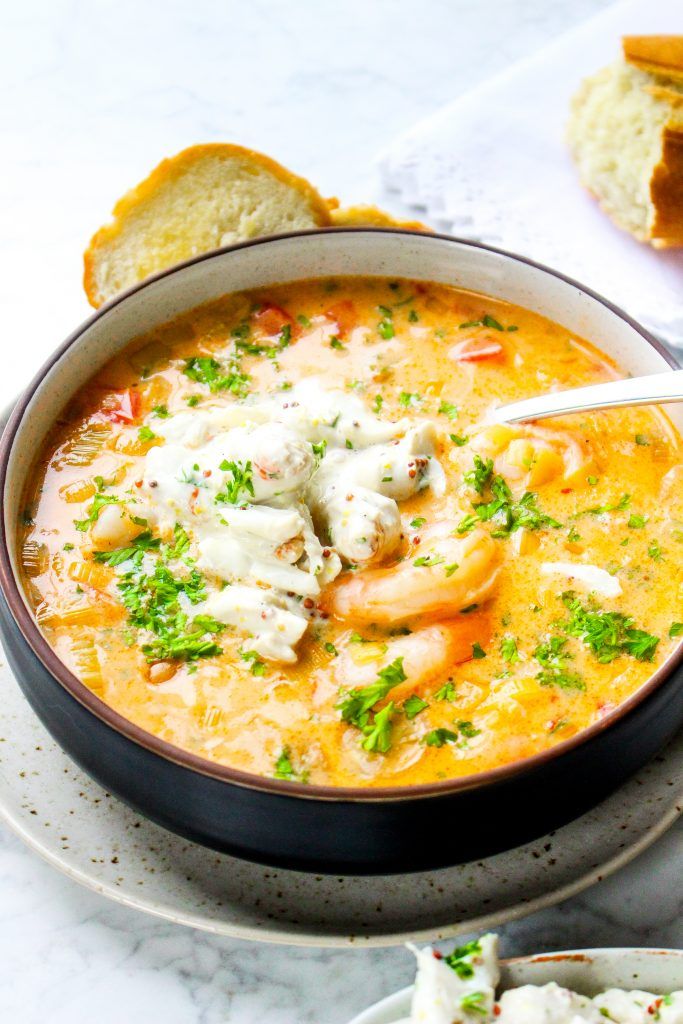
[1,229,682,875]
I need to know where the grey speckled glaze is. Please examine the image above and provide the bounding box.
[0,653,681,947]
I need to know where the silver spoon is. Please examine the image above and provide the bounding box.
[488,368,683,424]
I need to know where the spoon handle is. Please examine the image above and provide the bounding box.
[489,369,683,424]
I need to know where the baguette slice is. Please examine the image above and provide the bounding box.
[329,203,430,232]
[567,36,683,248]
[84,144,332,307]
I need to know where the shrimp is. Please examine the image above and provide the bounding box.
[467,422,597,488]
[327,525,500,625]
[335,619,489,700]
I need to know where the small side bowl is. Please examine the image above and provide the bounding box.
[1,229,682,874]
[349,948,683,1024]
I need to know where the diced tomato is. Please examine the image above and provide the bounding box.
[101,388,141,423]
[449,336,504,362]
[252,303,294,338]
[325,300,357,339]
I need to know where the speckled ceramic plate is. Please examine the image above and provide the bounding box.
[1,653,681,947]
[349,948,683,1024]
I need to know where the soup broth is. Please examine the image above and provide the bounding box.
[20,278,683,787]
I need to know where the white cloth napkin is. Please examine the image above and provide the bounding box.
[378,0,683,349]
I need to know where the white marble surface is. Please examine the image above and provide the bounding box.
[2,1,681,1021]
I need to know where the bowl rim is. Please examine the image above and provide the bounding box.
[1,226,681,803]
[349,947,683,1024]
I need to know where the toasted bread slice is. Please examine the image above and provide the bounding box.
[567,36,683,248]
[329,203,431,232]
[84,144,332,307]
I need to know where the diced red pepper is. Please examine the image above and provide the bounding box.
[325,300,357,339]
[252,303,294,338]
[101,388,141,423]
[449,336,504,362]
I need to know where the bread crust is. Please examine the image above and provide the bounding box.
[329,203,431,232]
[619,37,683,246]
[650,123,683,247]
[84,143,332,307]
[623,35,683,83]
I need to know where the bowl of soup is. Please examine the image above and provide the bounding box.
[0,229,681,874]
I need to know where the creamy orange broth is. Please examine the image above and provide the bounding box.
[19,278,683,787]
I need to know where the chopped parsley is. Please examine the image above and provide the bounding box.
[635,434,650,446]
[444,939,481,978]
[373,394,384,413]
[240,649,267,676]
[296,313,311,328]
[336,657,407,754]
[377,318,394,340]
[215,460,255,505]
[273,747,308,783]
[424,727,458,747]
[329,336,344,350]
[324,641,339,656]
[648,539,664,561]
[410,517,427,529]
[93,530,161,566]
[118,562,222,662]
[152,404,169,418]
[534,635,585,690]
[458,470,561,538]
[413,553,445,568]
[464,455,493,495]
[628,514,647,529]
[561,591,659,663]
[461,991,488,1017]
[73,482,121,532]
[500,636,519,663]
[183,356,249,397]
[669,623,683,638]
[471,642,486,659]
[403,694,429,719]
[434,680,456,702]
[450,433,469,447]
[408,309,419,323]
[138,425,156,441]
[438,400,458,420]
[579,493,631,517]
[398,391,420,407]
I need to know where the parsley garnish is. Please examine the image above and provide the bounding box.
[434,680,456,701]
[215,460,255,505]
[241,649,267,676]
[458,470,561,538]
[534,635,585,690]
[410,517,426,529]
[438,400,458,420]
[669,623,683,638]
[413,553,445,568]
[336,657,407,754]
[500,636,519,663]
[152,405,169,418]
[424,727,458,747]
[183,356,249,397]
[273,747,308,782]
[118,562,222,662]
[444,939,481,978]
[450,433,469,446]
[398,391,420,407]
[561,591,659,663]
[464,455,493,495]
[471,642,486,659]
[461,991,487,1016]
[138,425,156,441]
[403,694,429,719]
[377,318,394,340]
[94,530,161,566]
